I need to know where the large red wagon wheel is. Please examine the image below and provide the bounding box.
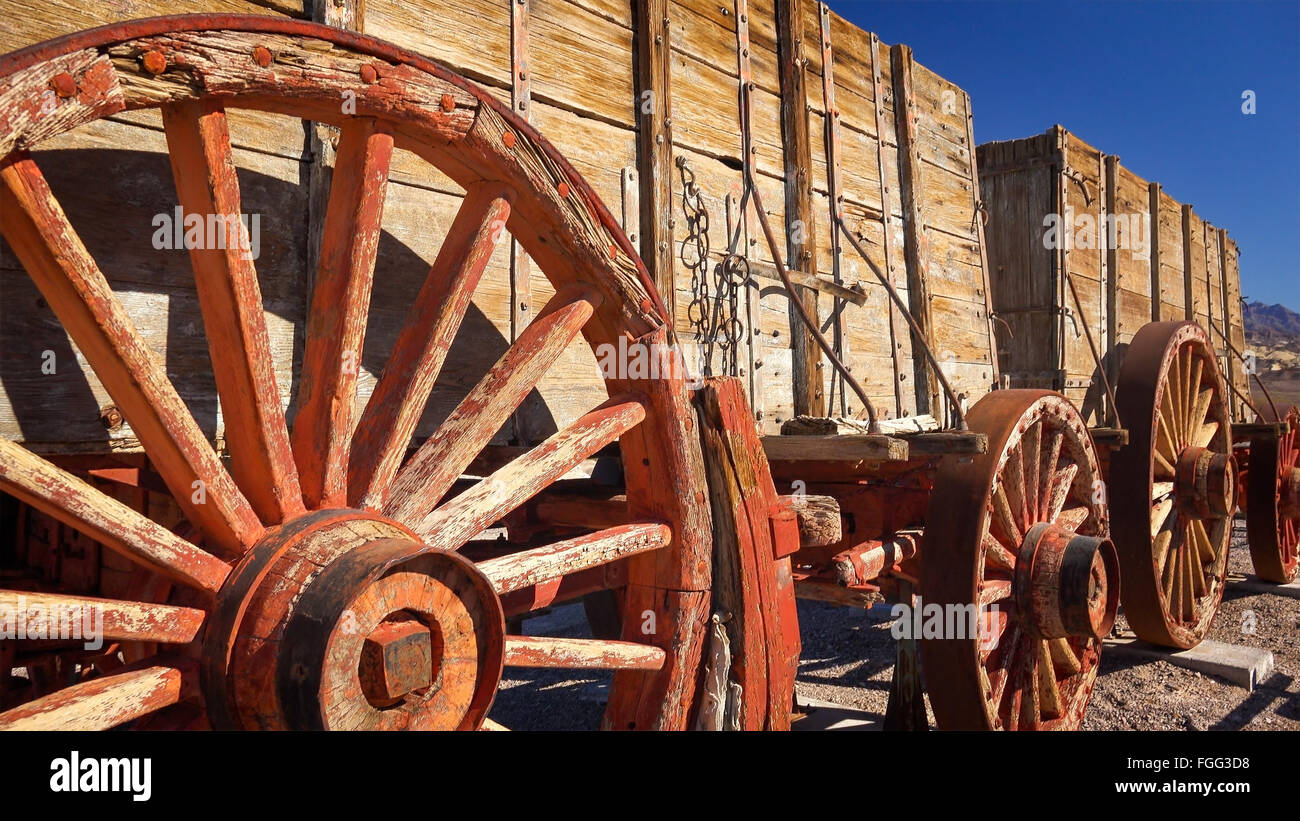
[921,390,1118,730]
[1246,407,1300,583]
[1111,322,1234,648]
[0,15,709,730]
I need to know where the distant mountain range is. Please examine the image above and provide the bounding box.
[1244,300,1300,344]
[1243,300,1300,412]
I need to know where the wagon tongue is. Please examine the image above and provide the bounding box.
[1014,523,1120,641]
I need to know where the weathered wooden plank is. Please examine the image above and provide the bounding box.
[633,0,675,320]
[479,522,670,593]
[761,432,908,461]
[504,635,666,670]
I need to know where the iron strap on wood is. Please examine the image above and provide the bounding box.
[818,4,848,416]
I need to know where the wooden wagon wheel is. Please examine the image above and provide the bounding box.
[0,15,710,730]
[1246,407,1300,583]
[920,390,1117,730]
[1110,322,1234,648]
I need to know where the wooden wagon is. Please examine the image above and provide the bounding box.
[0,1,1286,733]
[980,127,1299,649]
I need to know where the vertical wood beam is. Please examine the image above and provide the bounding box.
[1052,126,1069,386]
[631,0,675,325]
[1148,181,1162,322]
[777,0,824,417]
[510,0,537,444]
[1103,153,1118,423]
[1180,203,1195,321]
[963,87,999,389]
[890,44,938,416]
[818,6,848,417]
[869,30,908,418]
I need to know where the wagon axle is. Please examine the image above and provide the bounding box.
[1174,447,1237,521]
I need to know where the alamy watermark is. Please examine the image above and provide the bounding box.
[151,207,261,261]
[1042,207,1150,261]
[594,336,705,389]
[0,595,103,651]
[891,598,1001,652]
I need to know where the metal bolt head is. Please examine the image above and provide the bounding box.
[50,72,77,98]
[557,181,571,198]
[358,618,434,705]
[359,63,379,84]
[99,405,124,431]
[502,130,517,148]
[141,50,167,75]
[440,93,456,113]
[252,46,273,68]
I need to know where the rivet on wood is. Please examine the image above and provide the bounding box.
[141,50,167,75]
[557,181,570,198]
[360,63,379,83]
[502,131,517,148]
[49,72,77,98]
[608,244,618,259]
[440,93,456,113]
[252,46,273,67]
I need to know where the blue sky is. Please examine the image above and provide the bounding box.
[830,0,1299,311]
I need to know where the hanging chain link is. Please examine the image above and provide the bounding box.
[678,156,748,379]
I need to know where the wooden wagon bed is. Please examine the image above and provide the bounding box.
[0,0,996,453]
[978,126,1252,425]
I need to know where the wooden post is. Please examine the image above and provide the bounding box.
[869,30,908,419]
[631,0,675,325]
[1103,154,1118,425]
[964,89,1000,390]
[1148,182,1162,322]
[510,0,536,444]
[777,0,824,417]
[889,44,938,416]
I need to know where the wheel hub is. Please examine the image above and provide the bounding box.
[1014,523,1119,641]
[1174,446,1236,520]
[203,510,504,730]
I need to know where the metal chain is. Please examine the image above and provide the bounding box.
[679,156,746,378]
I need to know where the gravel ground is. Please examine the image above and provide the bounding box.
[490,522,1299,730]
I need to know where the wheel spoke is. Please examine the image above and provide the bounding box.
[1037,640,1063,719]
[1191,517,1215,563]
[478,522,671,594]
[0,156,260,557]
[1039,430,1064,521]
[1004,444,1029,530]
[162,101,303,524]
[1180,544,1196,620]
[290,118,395,508]
[990,485,1021,547]
[349,183,513,508]
[0,660,194,730]
[1162,535,1180,601]
[1193,421,1219,449]
[988,627,1020,721]
[1048,637,1081,676]
[384,285,600,525]
[1154,528,1173,573]
[1151,498,1174,539]
[0,591,204,645]
[1022,421,1041,526]
[408,395,646,548]
[503,636,665,671]
[1019,649,1041,730]
[1190,387,1213,433]
[1166,353,1185,448]
[1183,355,1203,445]
[1152,481,1175,501]
[1154,450,1176,479]
[1156,408,1179,466]
[1044,463,1079,523]
[982,533,1017,571]
[1056,504,1089,532]
[0,439,229,592]
[978,579,1013,607]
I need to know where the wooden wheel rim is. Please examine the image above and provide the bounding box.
[1111,322,1232,649]
[0,16,710,730]
[920,390,1110,731]
[1246,408,1300,583]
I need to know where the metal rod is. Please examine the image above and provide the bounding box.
[833,218,969,430]
[1206,320,1278,421]
[744,176,881,432]
[1063,271,1122,429]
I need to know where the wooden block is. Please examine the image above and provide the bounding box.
[762,433,909,462]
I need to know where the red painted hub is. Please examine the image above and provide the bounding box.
[1174,447,1237,520]
[1015,523,1119,641]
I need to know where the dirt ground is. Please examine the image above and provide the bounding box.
[491,520,1299,730]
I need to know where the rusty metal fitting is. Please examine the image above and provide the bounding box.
[1015,523,1119,641]
[252,46,273,67]
[49,72,77,98]
[99,405,124,431]
[1175,446,1236,520]
[359,63,379,83]
[140,50,167,75]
